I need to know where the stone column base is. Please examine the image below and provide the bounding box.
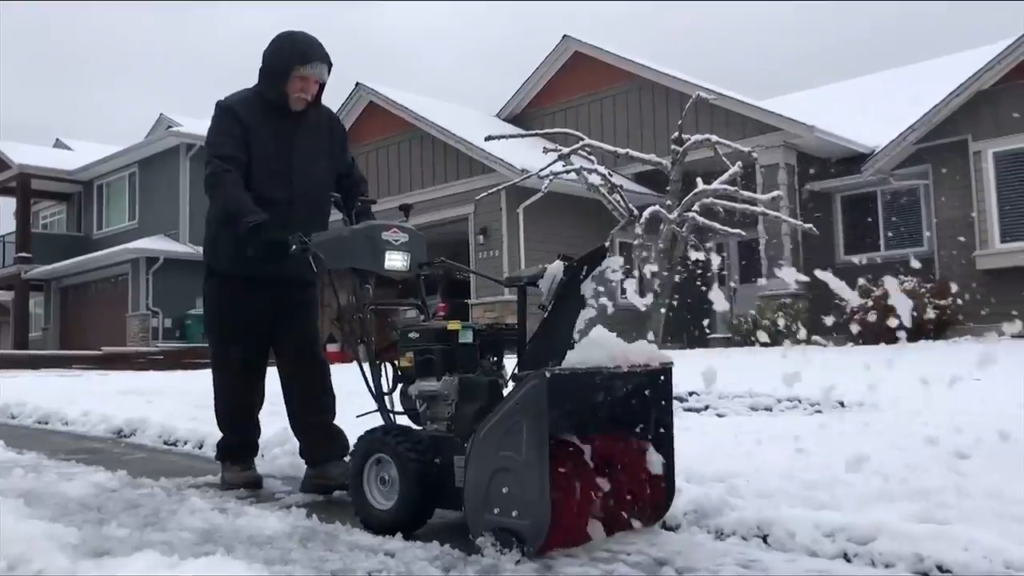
[126,311,152,347]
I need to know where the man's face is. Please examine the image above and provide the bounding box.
[286,71,322,111]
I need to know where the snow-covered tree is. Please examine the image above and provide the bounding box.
[480,92,818,345]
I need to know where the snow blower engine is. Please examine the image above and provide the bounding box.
[302,194,675,556]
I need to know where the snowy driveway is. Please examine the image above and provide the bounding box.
[1,338,1023,574]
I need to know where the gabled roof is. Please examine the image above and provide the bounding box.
[53,138,122,160]
[145,112,210,139]
[498,35,876,158]
[0,127,203,182]
[0,140,103,172]
[337,82,661,203]
[860,34,1024,173]
[763,35,1022,172]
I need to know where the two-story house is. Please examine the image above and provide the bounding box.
[3,32,1021,351]
[0,114,209,350]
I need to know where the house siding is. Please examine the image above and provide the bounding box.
[24,231,89,267]
[353,129,493,200]
[917,80,1024,146]
[508,188,648,338]
[899,79,1024,326]
[147,257,204,342]
[188,146,208,246]
[509,78,781,168]
[795,153,937,333]
[83,147,182,251]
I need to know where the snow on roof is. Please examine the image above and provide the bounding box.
[368,84,661,199]
[54,138,122,162]
[760,38,1016,149]
[162,113,210,138]
[23,234,202,281]
[0,140,102,171]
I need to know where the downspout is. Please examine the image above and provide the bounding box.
[147,257,166,344]
[517,189,547,270]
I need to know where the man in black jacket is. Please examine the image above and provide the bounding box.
[202,30,368,493]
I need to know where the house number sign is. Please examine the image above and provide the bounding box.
[477,249,500,259]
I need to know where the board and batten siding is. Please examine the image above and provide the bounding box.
[899,79,1024,326]
[510,78,781,168]
[506,187,648,338]
[353,129,494,200]
[913,80,1024,252]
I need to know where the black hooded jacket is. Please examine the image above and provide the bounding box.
[202,30,368,280]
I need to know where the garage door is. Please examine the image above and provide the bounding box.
[60,274,130,350]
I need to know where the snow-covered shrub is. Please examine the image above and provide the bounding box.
[843,276,962,345]
[729,297,810,347]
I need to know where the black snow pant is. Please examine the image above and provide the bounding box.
[203,269,350,467]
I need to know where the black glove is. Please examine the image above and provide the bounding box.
[243,216,292,262]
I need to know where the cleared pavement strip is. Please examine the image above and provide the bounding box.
[0,422,474,553]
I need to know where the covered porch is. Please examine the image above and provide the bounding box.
[0,168,87,350]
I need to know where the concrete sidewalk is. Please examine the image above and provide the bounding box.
[0,423,474,553]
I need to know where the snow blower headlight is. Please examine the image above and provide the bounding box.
[383,250,411,272]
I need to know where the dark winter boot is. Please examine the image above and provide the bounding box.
[220,461,264,490]
[299,460,350,495]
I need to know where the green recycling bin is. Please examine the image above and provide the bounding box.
[183,309,206,344]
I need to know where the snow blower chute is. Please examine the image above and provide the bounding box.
[304,195,675,556]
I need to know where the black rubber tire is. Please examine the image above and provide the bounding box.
[348,424,436,536]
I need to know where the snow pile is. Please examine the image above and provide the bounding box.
[561,325,671,368]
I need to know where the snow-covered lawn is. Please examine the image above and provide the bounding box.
[2,338,1023,574]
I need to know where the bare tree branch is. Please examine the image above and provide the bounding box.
[484,129,670,172]
[472,89,818,345]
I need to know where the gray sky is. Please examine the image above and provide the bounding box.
[1,1,1022,148]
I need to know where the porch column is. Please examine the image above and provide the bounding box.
[13,173,32,261]
[756,145,808,296]
[11,174,32,350]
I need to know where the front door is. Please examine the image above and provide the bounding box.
[711,232,764,334]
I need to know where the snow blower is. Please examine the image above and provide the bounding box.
[302,194,675,557]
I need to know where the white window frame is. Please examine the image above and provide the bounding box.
[28,293,44,336]
[36,204,67,233]
[93,167,139,235]
[834,184,929,262]
[986,142,1024,250]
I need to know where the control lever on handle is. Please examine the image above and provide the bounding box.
[288,232,319,273]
